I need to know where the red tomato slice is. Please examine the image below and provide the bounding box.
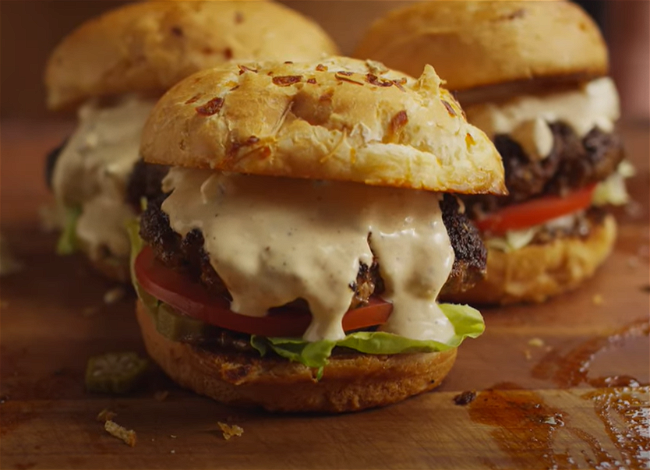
[134,246,393,337]
[474,185,596,235]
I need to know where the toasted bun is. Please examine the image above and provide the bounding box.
[442,214,616,305]
[354,1,608,91]
[141,57,506,195]
[45,1,338,110]
[136,301,457,413]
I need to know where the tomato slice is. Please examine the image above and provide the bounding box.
[134,246,393,337]
[474,185,596,235]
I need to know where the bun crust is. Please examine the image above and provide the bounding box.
[136,301,457,413]
[354,1,608,91]
[442,214,616,305]
[141,57,506,195]
[46,1,338,110]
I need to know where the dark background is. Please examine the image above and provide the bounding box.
[1,1,648,120]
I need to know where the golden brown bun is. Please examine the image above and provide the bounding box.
[136,301,457,413]
[141,57,506,195]
[45,1,338,110]
[354,1,608,91]
[442,215,616,305]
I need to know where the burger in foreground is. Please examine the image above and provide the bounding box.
[44,0,338,281]
[356,1,631,305]
[131,57,506,412]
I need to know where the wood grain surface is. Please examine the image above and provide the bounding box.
[0,120,648,470]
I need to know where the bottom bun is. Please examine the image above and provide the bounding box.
[136,301,457,413]
[442,214,616,305]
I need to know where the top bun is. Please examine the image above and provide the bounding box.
[45,1,338,110]
[354,1,608,91]
[140,57,506,195]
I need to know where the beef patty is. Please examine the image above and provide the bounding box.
[463,124,623,219]
[140,193,487,310]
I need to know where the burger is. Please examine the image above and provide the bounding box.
[129,57,506,412]
[44,0,338,282]
[355,1,631,304]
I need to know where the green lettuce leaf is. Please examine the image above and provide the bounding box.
[56,206,81,255]
[251,303,484,369]
[128,221,485,370]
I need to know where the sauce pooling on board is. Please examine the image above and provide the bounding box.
[161,168,455,343]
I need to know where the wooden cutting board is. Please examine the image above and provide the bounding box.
[1,121,648,470]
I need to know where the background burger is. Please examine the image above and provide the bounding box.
[355,1,632,305]
[130,57,506,412]
[44,0,338,282]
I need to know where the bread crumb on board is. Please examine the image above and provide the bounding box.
[82,307,99,317]
[104,420,137,447]
[0,235,24,277]
[104,287,126,305]
[154,390,169,401]
[453,391,476,406]
[96,409,117,422]
[218,422,244,440]
[592,294,604,306]
[528,338,545,348]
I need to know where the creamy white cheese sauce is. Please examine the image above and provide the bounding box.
[161,168,455,343]
[465,77,620,160]
[52,95,157,259]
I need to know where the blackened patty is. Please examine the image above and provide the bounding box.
[463,124,623,219]
[139,193,487,309]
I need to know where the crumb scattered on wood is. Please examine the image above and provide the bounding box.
[170,435,177,439]
[104,287,125,305]
[453,391,476,406]
[83,307,99,317]
[154,390,169,402]
[627,256,640,268]
[523,349,532,360]
[218,422,244,440]
[592,294,604,306]
[170,449,176,454]
[104,420,137,447]
[0,235,24,277]
[96,409,117,422]
[528,338,545,348]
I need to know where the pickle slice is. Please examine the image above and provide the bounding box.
[85,352,148,394]
[154,303,215,343]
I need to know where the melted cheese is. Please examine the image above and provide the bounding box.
[52,95,157,259]
[161,168,455,343]
[465,77,620,160]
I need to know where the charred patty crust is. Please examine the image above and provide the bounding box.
[140,194,487,307]
[463,124,623,218]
